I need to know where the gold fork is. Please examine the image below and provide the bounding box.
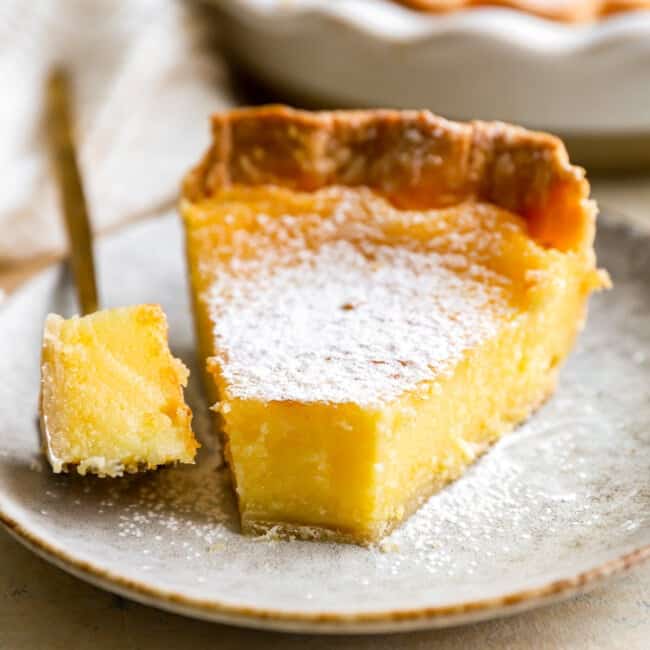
[45,66,98,316]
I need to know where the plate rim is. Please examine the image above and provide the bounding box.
[2,508,649,633]
[1,217,649,634]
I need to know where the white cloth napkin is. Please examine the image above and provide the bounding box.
[0,0,234,264]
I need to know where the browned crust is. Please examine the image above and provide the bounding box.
[183,105,596,252]
[391,0,650,22]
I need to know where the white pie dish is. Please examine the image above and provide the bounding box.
[209,0,650,138]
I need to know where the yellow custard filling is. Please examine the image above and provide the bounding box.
[182,185,604,543]
[40,305,198,477]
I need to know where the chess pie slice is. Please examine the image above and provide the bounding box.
[181,106,607,544]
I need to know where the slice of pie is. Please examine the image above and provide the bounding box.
[181,106,608,544]
[40,305,199,477]
[392,0,650,23]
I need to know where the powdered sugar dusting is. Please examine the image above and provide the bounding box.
[207,195,515,405]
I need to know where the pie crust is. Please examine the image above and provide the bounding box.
[184,105,596,253]
[391,0,650,22]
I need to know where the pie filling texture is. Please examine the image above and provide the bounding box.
[40,305,198,477]
[182,106,608,544]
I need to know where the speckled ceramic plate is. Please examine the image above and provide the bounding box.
[0,212,649,634]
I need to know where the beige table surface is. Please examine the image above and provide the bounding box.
[1,177,649,649]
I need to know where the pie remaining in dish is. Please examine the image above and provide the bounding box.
[181,106,608,544]
[393,0,650,22]
[40,305,198,477]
